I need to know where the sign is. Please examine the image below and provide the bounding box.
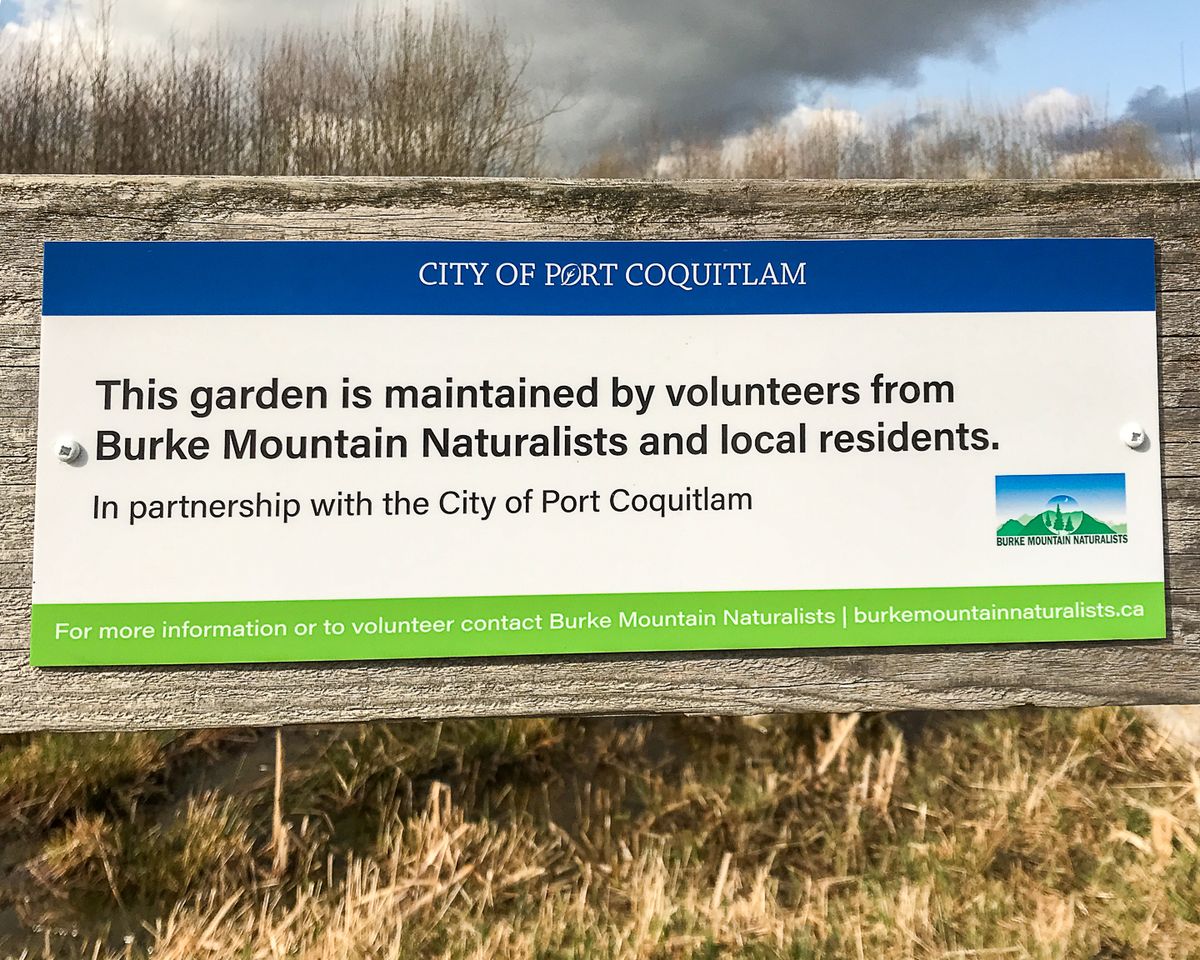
[31,238,1166,666]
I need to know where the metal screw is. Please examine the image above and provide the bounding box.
[1120,422,1147,450]
[55,437,82,464]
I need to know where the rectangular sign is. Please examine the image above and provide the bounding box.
[31,239,1166,666]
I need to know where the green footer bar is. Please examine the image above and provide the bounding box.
[29,582,1166,666]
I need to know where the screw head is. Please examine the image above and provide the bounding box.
[1120,422,1147,450]
[55,438,82,464]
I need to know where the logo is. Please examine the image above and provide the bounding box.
[995,473,1128,546]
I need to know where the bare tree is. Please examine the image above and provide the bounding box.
[0,5,543,176]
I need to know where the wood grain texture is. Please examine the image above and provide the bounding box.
[1,175,1198,731]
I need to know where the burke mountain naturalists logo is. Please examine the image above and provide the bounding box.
[995,473,1128,546]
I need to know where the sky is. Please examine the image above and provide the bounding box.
[1,0,1197,168]
[822,0,1196,118]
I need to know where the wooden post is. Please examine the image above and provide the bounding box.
[2,176,1198,731]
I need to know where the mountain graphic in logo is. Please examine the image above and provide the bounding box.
[995,474,1128,546]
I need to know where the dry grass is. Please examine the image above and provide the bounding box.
[2,708,1200,958]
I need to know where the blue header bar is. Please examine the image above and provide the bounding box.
[42,238,1156,316]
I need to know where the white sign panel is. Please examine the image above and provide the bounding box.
[32,239,1166,665]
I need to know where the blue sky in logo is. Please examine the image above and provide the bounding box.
[996,473,1126,522]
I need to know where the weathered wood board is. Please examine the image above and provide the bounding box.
[2,176,1198,731]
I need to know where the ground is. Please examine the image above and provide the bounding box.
[1,707,1199,958]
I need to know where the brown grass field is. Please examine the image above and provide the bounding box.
[2,708,1200,957]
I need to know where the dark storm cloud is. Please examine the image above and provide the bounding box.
[1125,85,1200,135]
[470,0,1067,165]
